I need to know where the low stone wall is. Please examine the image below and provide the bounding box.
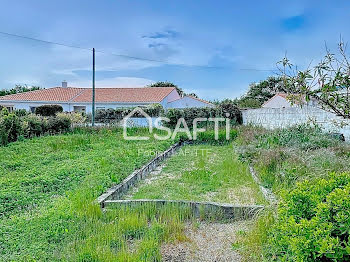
[242,106,350,141]
[97,142,183,207]
[97,141,265,221]
[249,166,277,204]
[104,199,264,221]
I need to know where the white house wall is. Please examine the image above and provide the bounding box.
[167,96,213,109]
[263,96,293,108]
[0,101,71,112]
[85,102,152,113]
[0,101,155,113]
[160,89,181,109]
[242,106,350,141]
[263,96,319,109]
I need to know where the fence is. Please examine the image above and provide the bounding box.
[242,106,350,141]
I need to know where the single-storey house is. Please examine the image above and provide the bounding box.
[262,93,318,108]
[0,82,213,113]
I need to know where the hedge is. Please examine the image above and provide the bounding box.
[0,108,72,146]
[89,102,242,128]
[165,104,242,129]
[92,104,164,123]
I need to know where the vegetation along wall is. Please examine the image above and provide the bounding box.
[242,106,350,141]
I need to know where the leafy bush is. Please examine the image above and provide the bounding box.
[0,109,72,145]
[56,112,86,125]
[14,109,28,117]
[45,115,71,134]
[218,100,243,123]
[0,108,21,145]
[21,114,43,138]
[93,104,164,123]
[35,105,63,116]
[165,105,241,129]
[267,172,350,261]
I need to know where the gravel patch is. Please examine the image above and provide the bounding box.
[161,221,249,262]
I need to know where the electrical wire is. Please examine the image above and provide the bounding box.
[0,30,275,71]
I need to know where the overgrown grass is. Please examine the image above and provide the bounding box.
[0,128,177,261]
[63,203,193,261]
[125,144,266,205]
[237,125,350,192]
[235,125,350,261]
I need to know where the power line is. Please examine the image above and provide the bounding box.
[0,30,275,71]
[95,49,224,69]
[0,30,91,51]
[0,30,223,68]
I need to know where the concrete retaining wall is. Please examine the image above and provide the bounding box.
[97,142,183,207]
[104,199,264,221]
[242,106,350,141]
[97,141,265,221]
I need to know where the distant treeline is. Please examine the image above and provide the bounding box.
[0,85,41,96]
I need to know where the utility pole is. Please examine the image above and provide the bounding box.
[92,48,95,126]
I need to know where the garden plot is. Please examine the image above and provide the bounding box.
[123,144,266,206]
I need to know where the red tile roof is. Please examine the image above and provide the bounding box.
[0,87,176,103]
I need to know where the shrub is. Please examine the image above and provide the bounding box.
[14,109,28,117]
[0,110,72,145]
[92,104,165,124]
[218,100,243,123]
[35,105,63,116]
[21,114,43,138]
[165,106,242,129]
[45,115,71,134]
[267,172,350,261]
[56,112,86,125]
[0,108,21,145]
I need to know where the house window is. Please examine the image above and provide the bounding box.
[73,106,86,112]
[30,107,36,113]
[6,106,13,113]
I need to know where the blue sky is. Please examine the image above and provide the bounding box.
[0,0,350,100]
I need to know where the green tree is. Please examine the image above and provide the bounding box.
[234,76,284,108]
[277,39,350,119]
[0,85,41,96]
[147,81,200,98]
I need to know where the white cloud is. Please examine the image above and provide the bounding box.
[70,76,154,88]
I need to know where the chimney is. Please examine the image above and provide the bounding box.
[62,80,68,88]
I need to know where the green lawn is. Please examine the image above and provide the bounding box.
[0,129,177,261]
[125,144,266,205]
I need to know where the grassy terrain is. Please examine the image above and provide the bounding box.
[237,125,350,193]
[63,203,194,261]
[125,144,266,205]
[234,125,350,261]
[0,128,177,261]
